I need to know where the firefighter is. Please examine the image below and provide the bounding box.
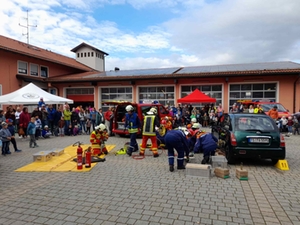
[163,116,173,130]
[164,128,190,172]
[125,105,141,156]
[140,107,160,157]
[193,131,218,164]
[90,124,109,155]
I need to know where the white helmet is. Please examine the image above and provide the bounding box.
[99,123,106,131]
[150,107,157,114]
[165,116,169,120]
[192,123,201,129]
[125,105,134,112]
[180,127,190,136]
[191,118,197,123]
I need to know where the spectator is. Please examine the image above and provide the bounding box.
[97,108,105,125]
[268,105,279,122]
[104,107,113,136]
[0,122,12,155]
[58,117,65,137]
[86,119,91,135]
[19,107,31,138]
[38,98,45,109]
[27,117,39,148]
[89,107,98,130]
[63,105,72,135]
[6,119,21,152]
[15,107,22,137]
[34,116,42,139]
[78,109,87,134]
[0,110,6,129]
[42,125,51,138]
[71,107,79,128]
[47,104,56,135]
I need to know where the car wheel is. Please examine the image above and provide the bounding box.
[225,145,235,164]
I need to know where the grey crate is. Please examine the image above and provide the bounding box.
[185,164,211,178]
[51,149,64,156]
[33,151,53,162]
[211,156,228,168]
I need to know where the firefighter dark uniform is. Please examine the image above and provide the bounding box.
[193,132,218,164]
[140,109,160,157]
[164,129,189,172]
[125,106,141,156]
[90,124,109,155]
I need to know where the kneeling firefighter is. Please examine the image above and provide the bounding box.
[90,124,109,155]
[164,128,190,172]
[193,131,218,164]
[140,107,160,157]
[124,105,141,156]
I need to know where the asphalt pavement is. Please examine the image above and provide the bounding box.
[0,129,299,225]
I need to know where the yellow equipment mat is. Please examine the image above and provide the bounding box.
[15,144,115,172]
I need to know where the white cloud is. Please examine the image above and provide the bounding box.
[1,0,300,71]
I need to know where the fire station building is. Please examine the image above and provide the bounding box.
[1,34,300,113]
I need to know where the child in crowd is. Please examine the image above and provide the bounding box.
[0,122,12,155]
[66,124,73,136]
[7,119,21,152]
[73,125,79,136]
[42,125,51,138]
[293,117,300,135]
[35,116,42,139]
[202,113,209,127]
[58,116,65,137]
[86,119,91,134]
[27,117,38,148]
[279,116,288,132]
[286,116,293,136]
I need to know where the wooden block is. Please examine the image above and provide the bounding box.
[236,168,248,179]
[214,167,230,178]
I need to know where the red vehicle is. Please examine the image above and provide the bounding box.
[238,100,291,119]
[103,101,171,136]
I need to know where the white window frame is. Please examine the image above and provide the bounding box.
[30,63,39,76]
[18,61,28,74]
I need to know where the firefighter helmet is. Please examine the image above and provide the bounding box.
[191,118,197,123]
[192,123,201,129]
[150,107,157,114]
[125,105,134,112]
[99,123,106,131]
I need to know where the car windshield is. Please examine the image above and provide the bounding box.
[261,103,287,112]
[235,116,276,131]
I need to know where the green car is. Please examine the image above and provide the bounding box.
[212,113,286,164]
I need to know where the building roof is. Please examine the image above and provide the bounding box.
[71,42,109,55]
[46,61,300,82]
[0,35,93,71]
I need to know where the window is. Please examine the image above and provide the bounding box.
[91,52,94,57]
[229,83,277,106]
[88,52,90,57]
[84,52,86,57]
[30,64,38,76]
[18,61,28,74]
[101,87,133,111]
[81,53,83,57]
[139,86,175,106]
[77,53,80,58]
[41,66,48,78]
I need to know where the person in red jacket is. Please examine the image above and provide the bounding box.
[267,105,279,122]
[19,107,31,138]
[104,107,113,136]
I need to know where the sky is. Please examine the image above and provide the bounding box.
[1,0,300,71]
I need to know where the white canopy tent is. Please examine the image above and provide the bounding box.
[0,83,73,105]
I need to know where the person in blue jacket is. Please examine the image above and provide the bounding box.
[193,131,218,164]
[125,105,141,156]
[164,128,190,172]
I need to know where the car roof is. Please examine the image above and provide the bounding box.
[228,113,269,118]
